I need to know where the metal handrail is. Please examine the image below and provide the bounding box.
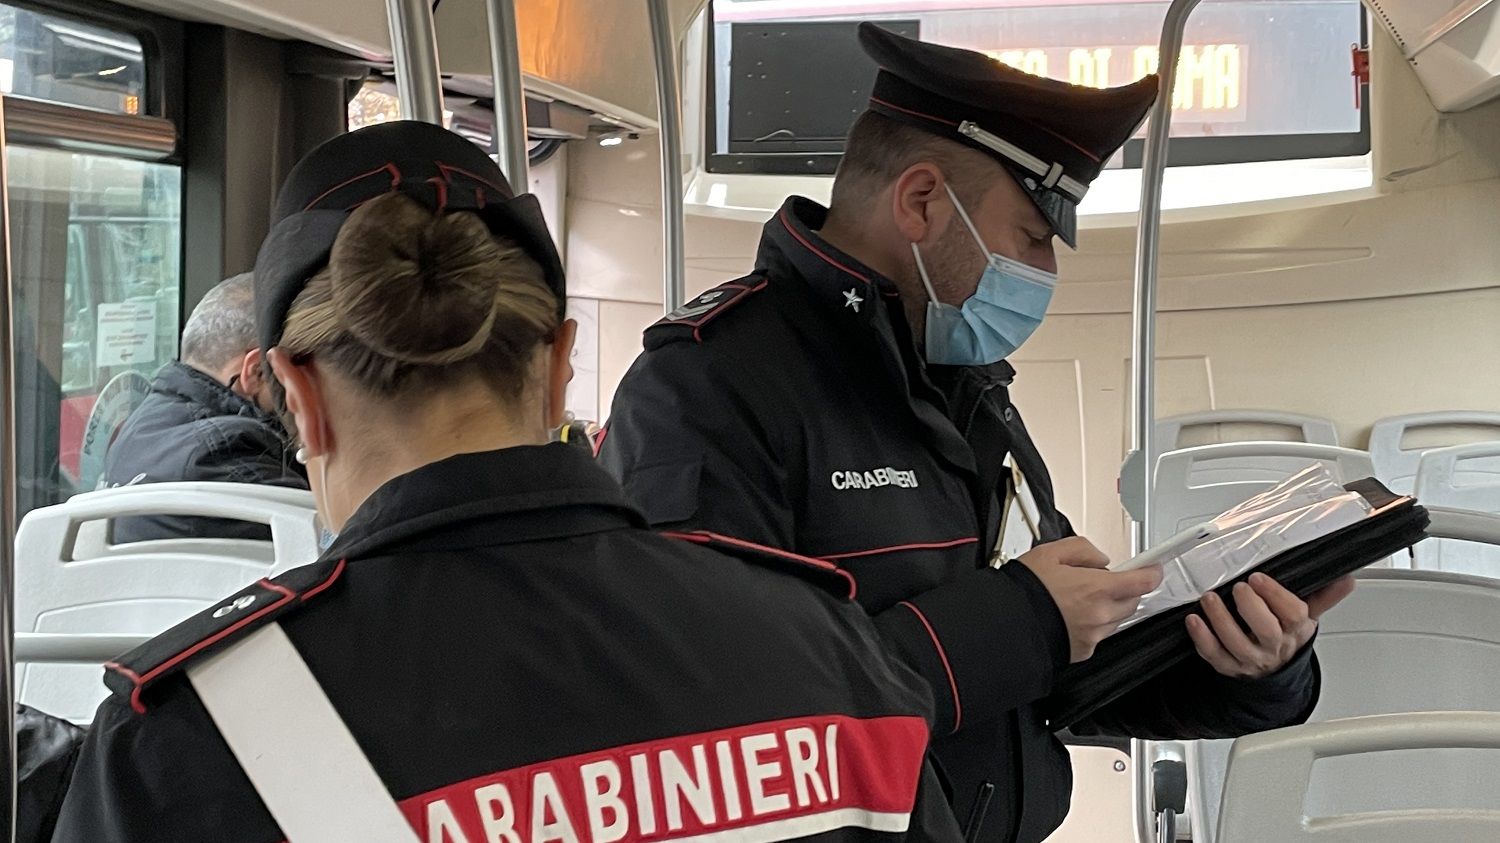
[0,94,17,843]
[484,0,530,186]
[1129,0,1204,557]
[385,0,445,125]
[1128,1,1206,841]
[647,0,687,314]
[15,633,150,664]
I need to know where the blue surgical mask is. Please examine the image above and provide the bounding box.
[911,185,1058,366]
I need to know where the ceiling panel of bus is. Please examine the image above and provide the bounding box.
[440,0,708,128]
[116,0,708,127]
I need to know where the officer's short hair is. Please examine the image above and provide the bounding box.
[180,273,257,374]
[830,111,999,215]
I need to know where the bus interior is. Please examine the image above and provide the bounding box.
[1,0,1499,840]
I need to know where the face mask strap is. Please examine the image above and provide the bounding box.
[317,454,331,523]
[309,416,334,527]
[944,183,1059,287]
[910,242,942,305]
[943,183,995,258]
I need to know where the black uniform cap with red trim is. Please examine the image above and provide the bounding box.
[858,23,1159,248]
[253,120,566,353]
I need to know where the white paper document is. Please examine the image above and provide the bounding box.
[1114,465,1373,632]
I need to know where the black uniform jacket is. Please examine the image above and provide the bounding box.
[599,197,1320,843]
[54,444,962,843]
[102,361,307,543]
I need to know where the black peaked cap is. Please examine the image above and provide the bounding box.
[253,120,566,352]
[858,23,1159,247]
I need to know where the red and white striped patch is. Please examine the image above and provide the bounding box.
[398,714,928,843]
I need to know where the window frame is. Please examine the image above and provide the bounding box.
[703,3,1371,177]
[1,0,185,158]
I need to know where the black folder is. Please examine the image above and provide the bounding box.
[1042,479,1430,729]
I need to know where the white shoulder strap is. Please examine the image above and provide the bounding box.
[187,624,420,843]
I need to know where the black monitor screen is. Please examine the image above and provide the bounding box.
[718,20,918,158]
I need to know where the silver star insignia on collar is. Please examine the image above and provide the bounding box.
[843,288,864,313]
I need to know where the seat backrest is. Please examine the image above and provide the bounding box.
[1156,410,1340,459]
[71,483,318,560]
[1367,411,1500,495]
[15,483,320,722]
[1411,443,1500,575]
[1188,564,1500,843]
[1151,442,1375,544]
[1217,712,1500,842]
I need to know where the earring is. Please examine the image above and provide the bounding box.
[295,447,308,465]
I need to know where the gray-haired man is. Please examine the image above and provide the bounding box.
[103,274,307,541]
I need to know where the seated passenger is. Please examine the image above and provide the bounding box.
[103,273,307,542]
[52,121,959,843]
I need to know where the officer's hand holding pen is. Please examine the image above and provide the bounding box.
[1019,537,1163,663]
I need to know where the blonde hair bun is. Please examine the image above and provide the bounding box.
[328,192,532,366]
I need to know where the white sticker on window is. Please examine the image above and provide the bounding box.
[95,301,157,367]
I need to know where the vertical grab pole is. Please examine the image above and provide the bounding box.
[1128,2,1203,842]
[0,96,18,843]
[484,0,530,185]
[646,0,687,314]
[1129,0,1202,556]
[385,0,446,125]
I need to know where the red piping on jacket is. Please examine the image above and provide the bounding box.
[105,562,347,714]
[777,211,874,287]
[663,530,858,601]
[821,537,980,562]
[899,600,962,733]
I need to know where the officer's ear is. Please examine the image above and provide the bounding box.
[266,348,332,458]
[890,162,949,246]
[544,318,578,430]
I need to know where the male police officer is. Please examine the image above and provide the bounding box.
[601,25,1353,843]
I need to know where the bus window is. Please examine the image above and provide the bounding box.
[0,4,146,115]
[12,147,181,504]
[348,81,402,129]
[0,2,182,517]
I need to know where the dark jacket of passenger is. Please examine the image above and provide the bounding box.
[17,704,84,843]
[54,445,961,843]
[101,361,306,542]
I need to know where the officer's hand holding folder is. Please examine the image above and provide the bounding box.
[1042,465,1430,728]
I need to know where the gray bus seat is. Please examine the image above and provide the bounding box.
[71,482,318,561]
[1156,410,1339,464]
[1217,712,1500,842]
[15,483,319,722]
[1186,534,1500,843]
[1367,411,1500,495]
[1151,442,1374,543]
[1411,443,1500,576]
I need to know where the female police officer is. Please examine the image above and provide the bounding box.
[52,121,960,843]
